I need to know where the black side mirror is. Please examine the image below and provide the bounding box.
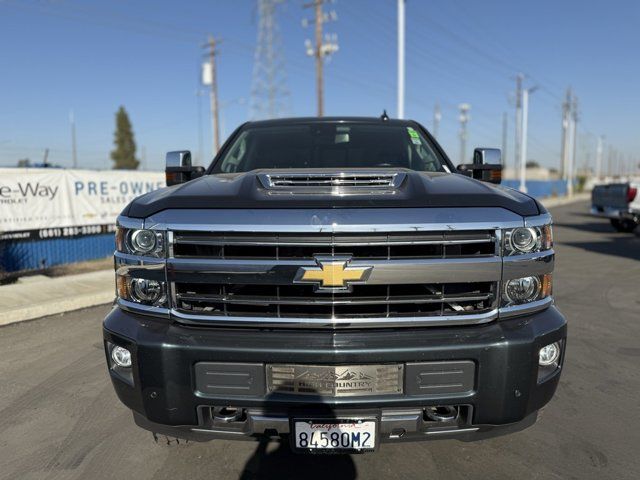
[456,148,502,184]
[165,151,205,186]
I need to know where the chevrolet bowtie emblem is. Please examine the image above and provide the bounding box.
[294,255,373,292]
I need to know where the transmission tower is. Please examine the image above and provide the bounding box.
[250,0,290,120]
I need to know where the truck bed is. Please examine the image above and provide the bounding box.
[592,183,631,210]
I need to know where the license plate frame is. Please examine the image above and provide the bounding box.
[291,418,378,454]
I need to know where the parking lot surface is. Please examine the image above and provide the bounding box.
[1,201,639,480]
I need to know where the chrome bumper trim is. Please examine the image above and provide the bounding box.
[502,251,554,279]
[590,206,635,219]
[145,207,525,232]
[167,256,502,285]
[498,297,553,318]
[170,308,499,328]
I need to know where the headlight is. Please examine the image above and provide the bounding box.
[116,227,165,257]
[503,225,552,255]
[502,273,552,306]
[116,274,167,307]
[504,276,540,303]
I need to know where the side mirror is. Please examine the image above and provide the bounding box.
[456,148,502,184]
[165,151,205,186]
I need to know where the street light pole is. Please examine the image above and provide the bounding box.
[519,86,538,193]
[519,89,529,193]
[397,0,405,119]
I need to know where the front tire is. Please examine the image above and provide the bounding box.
[610,218,638,233]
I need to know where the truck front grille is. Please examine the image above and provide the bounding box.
[167,229,500,324]
[174,281,496,319]
[171,231,496,260]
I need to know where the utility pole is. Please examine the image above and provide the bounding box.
[203,35,221,154]
[397,0,405,119]
[560,88,572,180]
[570,95,579,186]
[502,112,508,170]
[251,0,290,119]
[514,74,524,178]
[458,103,471,164]
[304,0,338,117]
[519,85,537,193]
[595,135,604,179]
[70,110,77,169]
[519,90,529,193]
[196,89,204,164]
[566,103,576,196]
[141,146,147,171]
[433,103,441,139]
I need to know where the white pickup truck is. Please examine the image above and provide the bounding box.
[591,180,640,232]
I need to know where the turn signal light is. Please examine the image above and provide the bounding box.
[116,274,129,299]
[541,273,553,298]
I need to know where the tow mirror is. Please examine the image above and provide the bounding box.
[456,148,502,184]
[165,150,205,186]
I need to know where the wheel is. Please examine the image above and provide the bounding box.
[610,218,638,233]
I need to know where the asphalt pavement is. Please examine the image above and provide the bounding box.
[1,201,639,480]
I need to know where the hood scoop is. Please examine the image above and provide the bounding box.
[257,171,406,195]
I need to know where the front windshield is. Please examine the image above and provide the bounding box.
[212,123,449,173]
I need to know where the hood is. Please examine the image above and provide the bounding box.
[123,170,541,218]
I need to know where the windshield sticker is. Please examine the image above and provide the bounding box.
[406,127,422,145]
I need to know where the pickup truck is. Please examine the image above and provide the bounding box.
[103,117,566,453]
[591,181,639,232]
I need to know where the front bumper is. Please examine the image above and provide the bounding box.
[103,305,566,443]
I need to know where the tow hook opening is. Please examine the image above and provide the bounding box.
[424,405,460,423]
[213,406,244,423]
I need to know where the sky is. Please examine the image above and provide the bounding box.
[1,0,639,172]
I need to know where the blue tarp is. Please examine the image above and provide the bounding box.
[501,180,568,199]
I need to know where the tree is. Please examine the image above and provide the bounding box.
[526,160,540,169]
[110,106,139,170]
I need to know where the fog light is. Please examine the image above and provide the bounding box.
[111,345,132,368]
[510,227,539,253]
[539,342,560,367]
[504,276,541,304]
[130,278,164,304]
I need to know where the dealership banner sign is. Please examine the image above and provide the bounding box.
[0,168,164,240]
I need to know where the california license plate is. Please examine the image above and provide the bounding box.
[293,420,377,453]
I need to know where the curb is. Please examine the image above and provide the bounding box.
[540,193,590,208]
[0,269,115,327]
[0,291,114,327]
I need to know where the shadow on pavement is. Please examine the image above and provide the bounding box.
[239,437,357,480]
[239,393,357,480]
[563,235,640,262]
[554,220,619,234]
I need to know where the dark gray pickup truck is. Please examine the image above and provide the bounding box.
[103,117,566,453]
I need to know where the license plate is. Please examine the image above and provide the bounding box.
[294,420,376,452]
